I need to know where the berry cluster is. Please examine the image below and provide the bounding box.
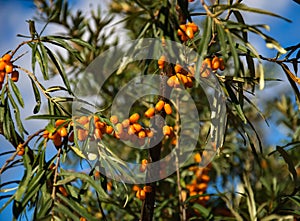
[111,113,153,146]
[0,53,19,89]
[177,22,199,41]
[167,63,194,88]
[133,185,152,200]
[201,56,225,78]
[186,153,211,205]
[43,119,74,146]
[159,55,225,90]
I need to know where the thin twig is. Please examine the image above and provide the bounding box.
[11,39,39,57]
[175,95,186,221]
[51,147,62,200]
[0,151,18,175]
[0,129,44,175]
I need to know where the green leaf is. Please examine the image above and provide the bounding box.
[29,78,41,114]
[225,29,240,76]
[224,82,247,123]
[29,42,37,73]
[216,23,228,59]
[38,42,50,80]
[59,171,109,198]
[53,198,80,221]
[9,79,24,108]
[214,3,291,22]
[276,146,297,187]
[26,114,69,120]
[55,175,77,186]
[45,86,68,93]
[56,193,100,221]
[45,46,72,94]
[192,203,212,219]
[69,145,86,159]
[15,148,33,201]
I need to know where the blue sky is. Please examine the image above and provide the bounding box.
[0,0,299,220]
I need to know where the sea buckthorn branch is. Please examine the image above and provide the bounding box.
[174,94,187,221]
[17,65,71,115]
[50,146,62,218]
[0,150,18,175]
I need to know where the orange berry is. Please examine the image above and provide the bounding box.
[144,107,155,118]
[129,113,140,124]
[80,217,87,221]
[105,125,113,134]
[185,76,193,88]
[0,61,6,71]
[167,75,175,87]
[203,58,212,69]
[187,22,198,32]
[95,121,105,129]
[211,56,220,70]
[179,24,187,32]
[194,153,202,163]
[58,127,68,137]
[132,123,142,132]
[115,123,123,134]
[140,159,148,172]
[200,174,210,182]
[107,181,113,192]
[186,27,194,39]
[158,55,166,69]
[145,129,154,138]
[93,115,100,124]
[197,183,208,191]
[55,119,66,127]
[94,128,103,140]
[136,189,146,200]
[177,28,184,37]
[163,125,172,136]
[138,130,146,139]
[164,103,172,115]
[128,125,136,135]
[0,71,5,83]
[133,185,141,191]
[180,35,188,42]
[58,186,68,197]
[143,186,152,193]
[2,54,11,62]
[5,63,13,73]
[48,132,58,140]
[155,100,165,112]
[177,73,188,84]
[110,115,119,124]
[17,144,24,156]
[77,129,88,141]
[94,170,101,179]
[83,122,90,130]
[11,70,19,82]
[122,119,130,128]
[171,137,177,145]
[77,116,89,125]
[53,134,62,146]
[219,57,225,71]
[174,64,183,73]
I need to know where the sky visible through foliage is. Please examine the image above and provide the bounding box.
[0,0,299,220]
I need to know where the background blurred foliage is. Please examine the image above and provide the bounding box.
[0,0,299,220]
